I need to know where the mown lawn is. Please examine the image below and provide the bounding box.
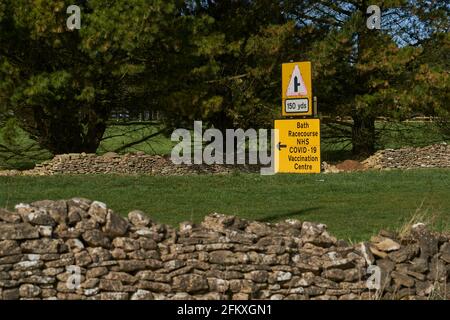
[1,169,449,242]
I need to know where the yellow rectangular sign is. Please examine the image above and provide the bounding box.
[282,62,312,116]
[274,119,321,173]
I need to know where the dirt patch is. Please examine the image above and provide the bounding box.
[335,160,367,172]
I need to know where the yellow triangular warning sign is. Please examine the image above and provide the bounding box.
[286,65,307,97]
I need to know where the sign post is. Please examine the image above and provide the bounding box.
[276,61,320,173]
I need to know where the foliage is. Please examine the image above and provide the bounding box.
[158,1,298,133]
[0,0,448,156]
[288,0,449,155]
[0,0,179,153]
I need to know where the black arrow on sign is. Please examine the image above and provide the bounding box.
[294,76,301,93]
[277,142,287,150]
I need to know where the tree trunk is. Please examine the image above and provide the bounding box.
[28,105,108,155]
[350,5,376,157]
[84,111,108,153]
[351,112,375,157]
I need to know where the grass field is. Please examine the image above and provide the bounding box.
[320,120,448,162]
[1,169,449,242]
[0,123,171,170]
[1,121,448,169]
[1,120,448,242]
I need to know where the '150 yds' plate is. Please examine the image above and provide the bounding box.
[285,98,309,113]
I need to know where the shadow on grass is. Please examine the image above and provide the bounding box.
[259,207,322,223]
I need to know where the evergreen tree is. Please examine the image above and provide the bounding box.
[0,0,179,153]
[287,0,449,155]
[160,0,298,132]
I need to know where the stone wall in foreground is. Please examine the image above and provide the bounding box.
[0,199,448,300]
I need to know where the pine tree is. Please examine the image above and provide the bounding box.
[160,0,298,133]
[287,0,449,155]
[0,0,179,153]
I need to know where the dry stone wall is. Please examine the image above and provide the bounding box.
[1,144,449,176]
[0,152,259,176]
[362,143,450,170]
[322,143,450,173]
[0,199,448,300]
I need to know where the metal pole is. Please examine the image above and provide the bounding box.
[313,96,318,117]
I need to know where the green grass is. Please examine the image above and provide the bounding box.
[98,122,175,155]
[1,121,448,170]
[1,169,449,242]
[0,125,52,170]
[320,121,449,162]
[0,123,174,170]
